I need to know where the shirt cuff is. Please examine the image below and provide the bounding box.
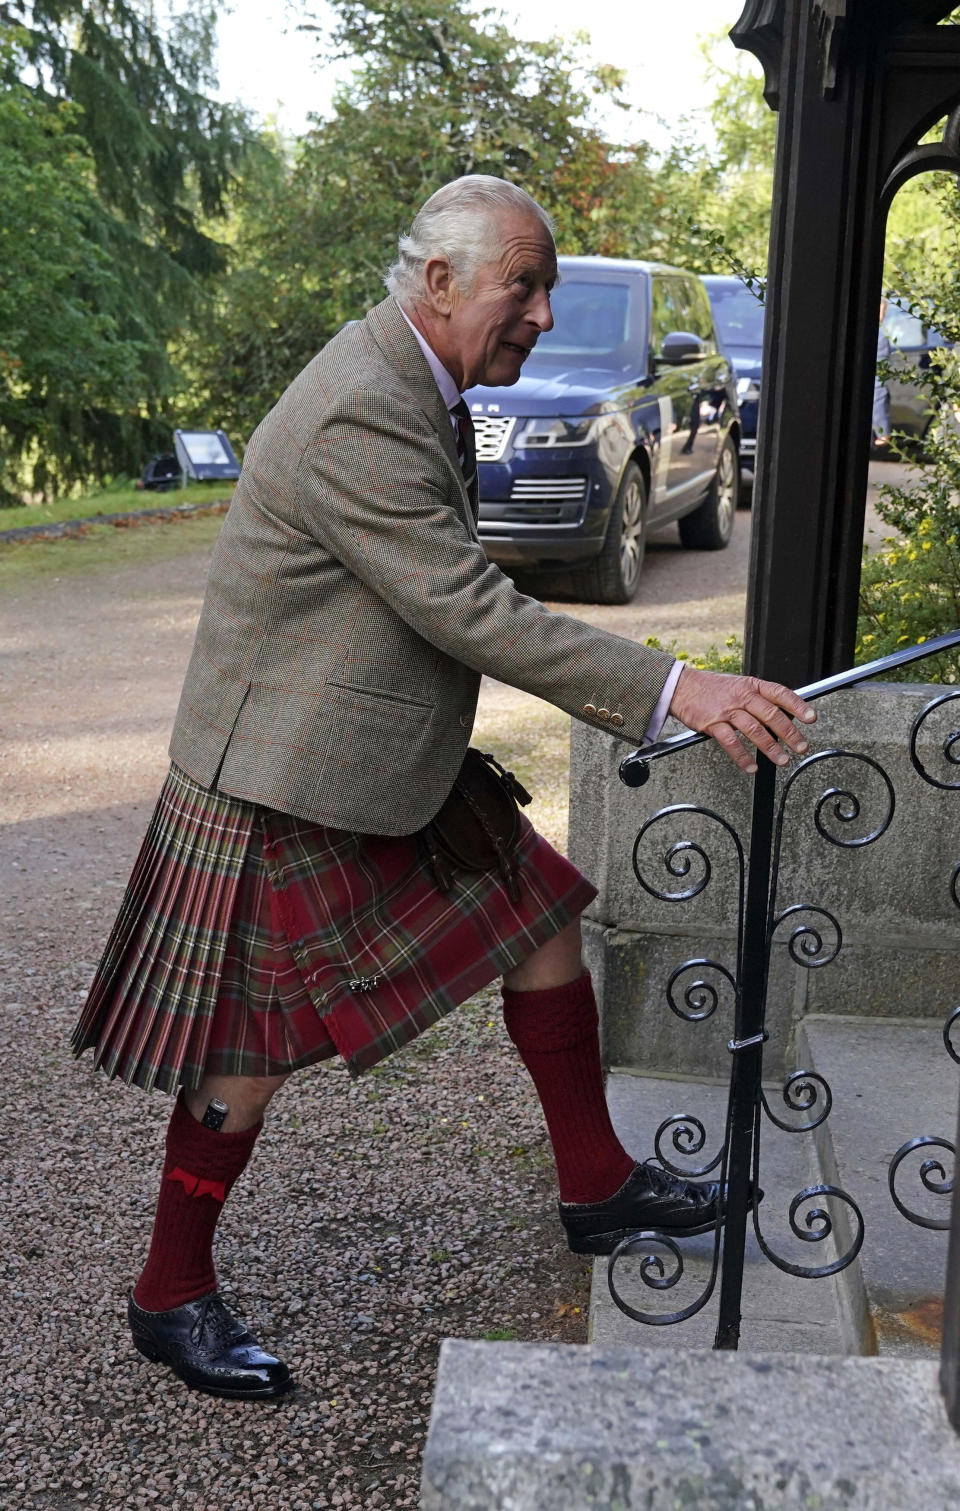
[643,660,684,744]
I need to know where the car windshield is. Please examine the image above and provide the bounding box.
[706,283,765,347]
[530,281,632,360]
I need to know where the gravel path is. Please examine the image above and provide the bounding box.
[1,524,593,1511]
[0,473,898,1508]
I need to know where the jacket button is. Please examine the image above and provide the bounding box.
[459,714,470,727]
[597,708,611,721]
[584,703,597,717]
[609,712,624,727]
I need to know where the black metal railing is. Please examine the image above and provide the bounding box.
[608,629,960,1384]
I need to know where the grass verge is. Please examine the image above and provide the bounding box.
[0,483,233,531]
[0,511,225,592]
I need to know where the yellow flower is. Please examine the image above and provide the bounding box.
[922,541,933,550]
[862,634,875,645]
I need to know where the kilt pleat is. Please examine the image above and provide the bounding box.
[71,766,256,1093]
[73,761,598,1093]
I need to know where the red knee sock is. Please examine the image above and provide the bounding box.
[502,972,635,1205]
[133,1097,261,1313]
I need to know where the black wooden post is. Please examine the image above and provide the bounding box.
[731,0,960,686]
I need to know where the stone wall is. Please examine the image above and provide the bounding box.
[568,683,960,1077]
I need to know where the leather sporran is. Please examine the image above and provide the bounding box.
[420,749,532,902]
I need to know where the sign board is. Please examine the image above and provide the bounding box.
[173,429,241,483]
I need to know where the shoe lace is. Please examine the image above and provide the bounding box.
[644,1160,715,1206]
[189,1293,236,1348]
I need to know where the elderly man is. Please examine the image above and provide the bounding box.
[73,176,814,1401]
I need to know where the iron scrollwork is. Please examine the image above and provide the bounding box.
[607,1230,721,1328]
[771,904,842,969]
[761,1070,833,1134]
[655,1114,722,1180]
[773,749,896,855]
[608,746,891,1334]
[910,690,960,791]
[886,691,960,1232]
[752,1182,865,1279]
[889,1136,954,1232]
[666,960,738,1024]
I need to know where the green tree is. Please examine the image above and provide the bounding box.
[0,37,144,500]
[185,0,669,439]
[857,166,960,682]
[632,35,775,277]
[186,8,779,442]
[1,3,254,496]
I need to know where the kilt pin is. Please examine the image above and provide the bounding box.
[71,286,732,1401]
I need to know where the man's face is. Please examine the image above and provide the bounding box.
[443,210,557,390]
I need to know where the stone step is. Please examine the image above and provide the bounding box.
[588,1069,847,1355]
[421,1341,960,1510]
[798,1013,957,1359]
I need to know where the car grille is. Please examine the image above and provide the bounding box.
[472,415,516,462]
[509,478,588,501]
[481,477,589,526]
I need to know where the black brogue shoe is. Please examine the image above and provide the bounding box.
[128,1290,295,1400]
[559,1162,762,1256]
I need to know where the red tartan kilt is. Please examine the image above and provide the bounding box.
[72,764,597,1093]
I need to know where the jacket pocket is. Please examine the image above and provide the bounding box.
[323,681,435,714]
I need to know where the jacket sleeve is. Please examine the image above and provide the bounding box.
[296,388,675,744]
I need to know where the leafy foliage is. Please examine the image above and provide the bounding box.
[0,4,252,498]
[186,0,674,438]
[4,0,780,493]
[858,354,960,683]
[0,37,145,501]
[857,162,960,682]
[631,34,775,277]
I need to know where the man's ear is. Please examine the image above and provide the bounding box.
[422,253,456,315]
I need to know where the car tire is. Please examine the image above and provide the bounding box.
[678,434,739,551]
[569,461,647,605]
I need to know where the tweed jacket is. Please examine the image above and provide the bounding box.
[169,296,675,835]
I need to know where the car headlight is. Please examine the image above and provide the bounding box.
[736,376,761,403]
[514,416,602,448]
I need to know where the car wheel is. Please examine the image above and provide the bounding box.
[570,462,647,605]
[678,434,739,551]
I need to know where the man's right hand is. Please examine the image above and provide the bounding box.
[669,666,816,774]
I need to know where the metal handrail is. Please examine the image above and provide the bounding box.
[620,626,960,786]
[604,628,960,1373]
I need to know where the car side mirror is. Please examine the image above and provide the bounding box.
[655,330,707,367]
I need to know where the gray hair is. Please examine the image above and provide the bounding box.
[384,176,555,304]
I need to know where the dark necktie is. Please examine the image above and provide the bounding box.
[451,398,478,513]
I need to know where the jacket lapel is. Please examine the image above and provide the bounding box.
[364,297,480,539]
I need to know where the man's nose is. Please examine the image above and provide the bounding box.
[529,288,554,333]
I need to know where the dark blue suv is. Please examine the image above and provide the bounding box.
[701,274,764,493]
[463,256,741,604]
